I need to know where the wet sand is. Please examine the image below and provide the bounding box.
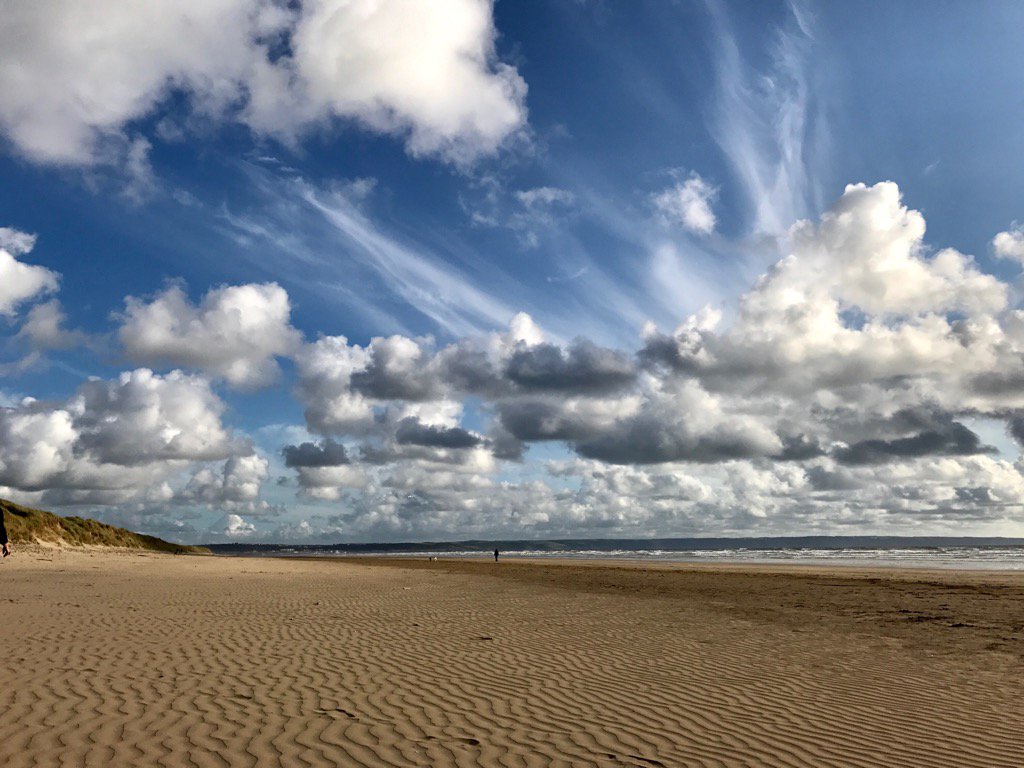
[1,550,1022,767]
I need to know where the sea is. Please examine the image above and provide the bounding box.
[207,536,1024,571]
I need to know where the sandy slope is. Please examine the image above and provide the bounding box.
[1,551,1022,767]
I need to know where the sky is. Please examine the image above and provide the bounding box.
[3,0,1024,543]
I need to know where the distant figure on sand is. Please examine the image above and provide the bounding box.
[0,507,10,557]
[494,548,499,562]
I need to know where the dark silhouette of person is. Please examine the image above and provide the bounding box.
[0,507,10,557]
[493,548,499,562]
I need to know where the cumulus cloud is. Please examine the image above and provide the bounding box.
[17,300,87,350]
[0,228,59,317]
[0,0,527,169]
[0,404,78,491]
[0,368,252,506]
[293,335,376,435]
[72,369,248,465]
[834,420,994,466]
[641,182,1009,400]
[282,439,350,468]
[181,455,269,506]
[993,225,1024,263]
[118,282,302,388]
[207,513,256,539]
[504,340,636,393]
[652,173,718,234]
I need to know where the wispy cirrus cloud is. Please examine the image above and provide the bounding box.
[706,0,829,240]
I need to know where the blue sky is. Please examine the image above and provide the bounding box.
[3,0,1024,542]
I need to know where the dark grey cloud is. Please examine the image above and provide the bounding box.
[804,465,867,492]
[637,332,699,375]
[505,339,636,393]
[833,421,993,465]
[777,435,826,461]
[489,424,526,461]
[1008,415,1024,448]
[575,417,773,465]
[394,418,484,449]
[358,443,393,465]
[282,439,350,467]
[436,344,504,395]
[497,400,595,442]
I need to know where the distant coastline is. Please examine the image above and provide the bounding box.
[206,534,1024,553]
[206,536,1024,570]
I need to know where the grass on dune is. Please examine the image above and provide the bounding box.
[0,497,209,554]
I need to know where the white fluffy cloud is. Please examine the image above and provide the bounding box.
[0,369,252,504]
[652,173,718,234]
[0,228,59,317]
[181,454,269,506]
[118,282,302,388]
[72,369,247,465]
[0,0,527,168]
[206,513,257,539]
[643,182,1013,405]
[0,406,77,490]
[993,226,1024,263]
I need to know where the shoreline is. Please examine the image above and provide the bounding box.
[276,551,1024,580]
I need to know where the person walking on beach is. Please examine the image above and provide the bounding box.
[0,507,10,558]
[494,548,499,562]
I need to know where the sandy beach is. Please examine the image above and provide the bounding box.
[2,551,1022,767]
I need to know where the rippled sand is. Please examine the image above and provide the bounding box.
[2,550,1022,767]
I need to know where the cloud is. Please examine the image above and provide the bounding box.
[299,180,520,336]
[573,381,782,465]
[350,335,447,401]
[0,369,251,503]
[180,454,269,506]
[707,0,826,237]
[293,335,376,435]
[206,513,256,539]
[463,182,578,249]
[0,405,78,490]
[282,439,350,468]
[834,419,994,466]
[0,0,527,169]
[293,464,369,501]
[640,182,1008,399]
[72,368,249,465]
[0,228,59,317]
[252,0,528,165]
[0,227,37,256]
[17,300,87,350]
[514,187,575,209]
[993,225,1024,263]
[504,339,636,393]
[652,173,718,234]
[395,418,485,449]
[117,282,302,388]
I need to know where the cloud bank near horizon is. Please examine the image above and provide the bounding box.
[4,182,1024,541]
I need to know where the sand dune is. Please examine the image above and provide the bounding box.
[1,551,1022,767]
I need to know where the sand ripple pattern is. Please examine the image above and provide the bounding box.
[1,553,1022,767]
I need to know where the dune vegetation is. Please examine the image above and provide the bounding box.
[0,497,208,554]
